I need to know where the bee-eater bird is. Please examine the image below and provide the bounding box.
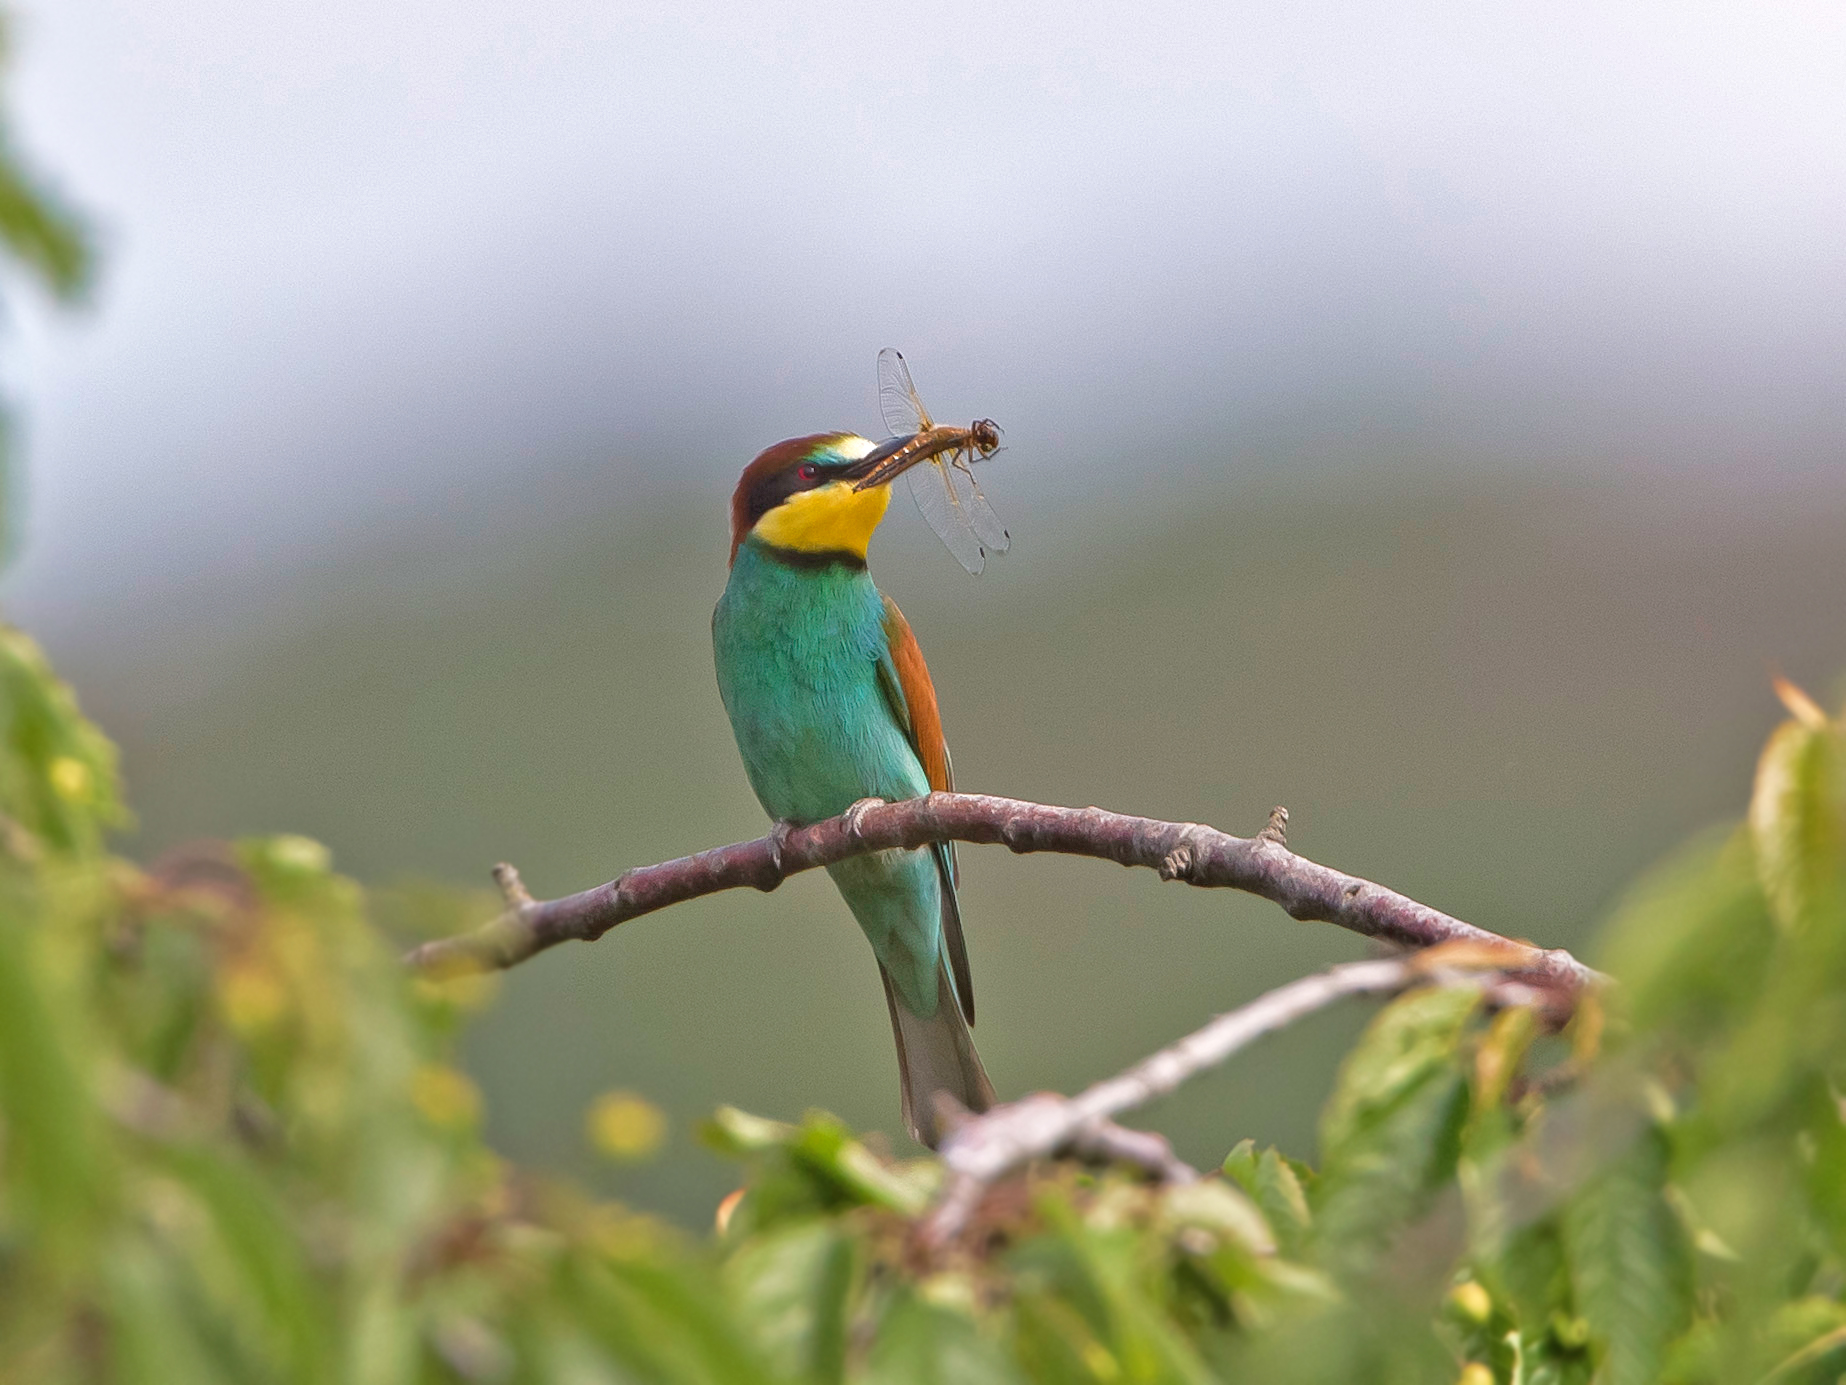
[712,431,996,1147]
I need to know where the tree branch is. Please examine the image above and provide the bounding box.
[402,793,1601,997]
[920,952,1538,1245]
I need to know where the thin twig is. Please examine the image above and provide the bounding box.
[1066,1119,1199,1185]
[403,793,1601,997]
[1258,805,1289,846]
[920,954,1524,1246]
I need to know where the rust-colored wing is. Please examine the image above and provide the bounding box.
[879,597,951,793]
[876,595,974,1024]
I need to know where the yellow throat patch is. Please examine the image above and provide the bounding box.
[753,480,892,559]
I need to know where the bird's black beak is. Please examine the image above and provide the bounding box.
[844,434,924,491]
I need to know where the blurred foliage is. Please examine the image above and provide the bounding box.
[0,17,89,300]
[2,0,1843,1371]
[0,9,94,567]
[6,619,1846,1382]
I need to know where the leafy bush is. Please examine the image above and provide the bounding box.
[2,625,1845,1383]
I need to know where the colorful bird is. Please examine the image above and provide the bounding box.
[712,423,998,1147]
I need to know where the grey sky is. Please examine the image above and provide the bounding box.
[7,0,1845,631]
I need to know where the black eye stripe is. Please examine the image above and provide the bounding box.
[743,457,834,528]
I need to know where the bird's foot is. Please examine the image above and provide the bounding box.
[1159,823,1210,882]
[758,820,799,889]
[841,797,885,841]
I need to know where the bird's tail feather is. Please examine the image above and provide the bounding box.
[880,959,996,1149]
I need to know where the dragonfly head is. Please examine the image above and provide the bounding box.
[729,432,901,566]
[969,419,1002,458]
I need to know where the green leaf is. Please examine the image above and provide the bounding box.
[1757,1298,1846,1384]
[863,1292,1023,1385]
[157,1144,333,1381]
[1749,711,1845,936]
[103,1235,237,1385]
[1009,1288,1112,1384]
[0,623,127,856]
[706,1108,935,1227]
[1206,1291,1455,1384]
[1596,827,1773,1039]
[570,1251,787,1385]
[1222,1139,1258,1186]
[706,1104,799,1155]
[1007,1210,1117,1350]
[1008,1193,1219,1385]
[1471,1005,1539,1117]
[1468,1206,1573,1354]
[1159,1180,1276,1258]
[1221,1144,1310,1258]
[1804,1081,1846,1261]
[0,20,93,568]
[788,1113,934,1215]
[1563,1124,1693,1385]
[1312,986,1479,1273]
[0,135,90,300]
[0,882,108,1265]
[725,1220,857,1383]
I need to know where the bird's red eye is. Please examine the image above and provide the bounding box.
[797,463,818,481]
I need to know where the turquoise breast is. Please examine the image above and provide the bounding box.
[713,540,931,820]
[712,537,942,1013]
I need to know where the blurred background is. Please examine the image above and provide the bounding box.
[3,0,1843,1223]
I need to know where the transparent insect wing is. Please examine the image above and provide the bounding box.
[951,451,1011,554]
[906,459,990,574]
[876,347,931,438]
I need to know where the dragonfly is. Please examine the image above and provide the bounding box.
[851,348,1010,574]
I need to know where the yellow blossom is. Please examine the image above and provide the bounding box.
[411,1064,483,1130]
[586,1091,666,1161]
[1447,1280,1493,1324]
[48,756,92,801]
[218,962,288,1035]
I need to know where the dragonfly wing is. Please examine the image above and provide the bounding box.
[906,459,988,574]
[950,455,1011,555]
[877,347,931,438]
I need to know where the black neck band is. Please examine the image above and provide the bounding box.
[756,543,868,572]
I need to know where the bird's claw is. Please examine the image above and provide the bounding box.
[758,820,798,888]
[841,797,885,841]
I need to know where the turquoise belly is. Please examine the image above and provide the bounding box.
[712,540,941,1012]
